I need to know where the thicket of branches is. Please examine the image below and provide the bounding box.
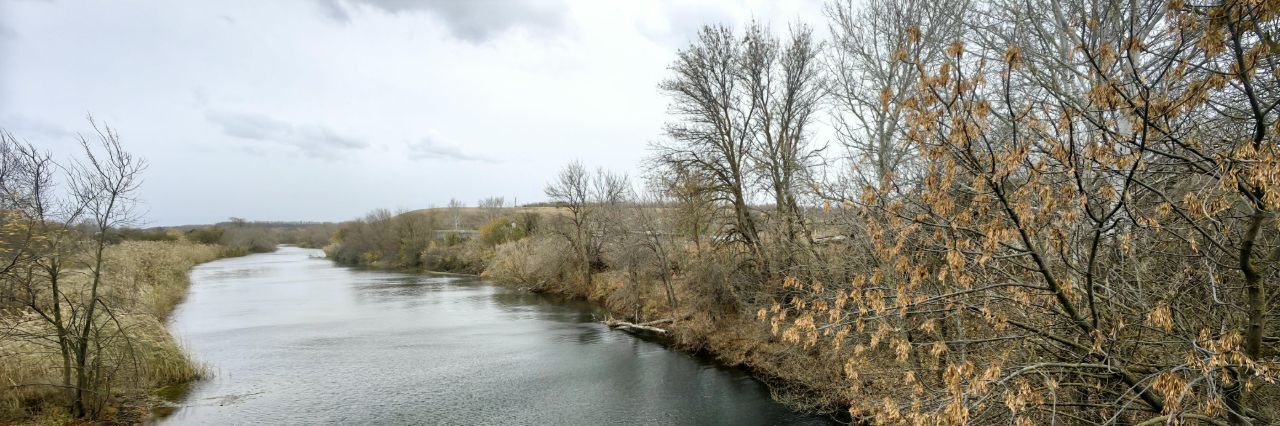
[466,2,1280,422]
[741,0,1280,423]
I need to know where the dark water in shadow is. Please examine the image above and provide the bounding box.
[158,246,832,425]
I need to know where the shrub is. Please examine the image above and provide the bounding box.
[479,217,527,245]
[186,227,224,245]
[484,235,574,291]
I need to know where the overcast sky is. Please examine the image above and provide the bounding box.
[0,0,827,226]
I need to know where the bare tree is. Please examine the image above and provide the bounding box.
[0,130,88,413]
[1,119,147,418]
[545,161,630,290]
[546,161,592,288]
[447,198,465,231]
[64,118,146,417]
[652,161,716,252]
[824,0,966,194]
[478,196,506,222]
[631,186,680,309]
[657,25,766,264]
[743,21,826,245]
[546,161,597,291]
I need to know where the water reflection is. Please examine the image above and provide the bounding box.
[160,246,832,425]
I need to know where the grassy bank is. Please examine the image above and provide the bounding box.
[325,206,852,415]
[482,234,850,414]
[0,240,238,424]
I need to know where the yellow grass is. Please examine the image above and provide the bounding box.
[0,241,228,422]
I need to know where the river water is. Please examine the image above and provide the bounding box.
[158,246,830,425]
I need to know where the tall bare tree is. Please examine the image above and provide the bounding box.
[658,25,766,264]
[743,22,826,245]
[65,118,146,417]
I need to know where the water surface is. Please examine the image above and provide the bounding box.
[160,246,829,425]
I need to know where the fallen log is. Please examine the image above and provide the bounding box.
[637,318,674,327]
[604,318,672,335]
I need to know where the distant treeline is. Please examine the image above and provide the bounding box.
[117,219,339,254]
[324,206,538,274]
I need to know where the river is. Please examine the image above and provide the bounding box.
[157,246,832,425]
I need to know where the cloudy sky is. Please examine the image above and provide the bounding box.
[0,0,826,226]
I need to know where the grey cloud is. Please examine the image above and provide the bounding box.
[205,110,367,158]
[0,114,73,143]
[313,0,351,23]
[317,0,566,43]
[407,131,493,163]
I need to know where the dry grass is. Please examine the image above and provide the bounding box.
[484,236,848,414]
[483,236,574,290]
[0,241,226,422]
[100,241,228,318]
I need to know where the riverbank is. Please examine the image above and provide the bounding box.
[324,230,848,418]
[157,247,828,424]
[481,260,849,417]
[0,241,245,424]
[319,206,853,417]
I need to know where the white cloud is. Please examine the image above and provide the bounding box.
[316,0,568,43]
[205,110,368,159]
[407,129,494,163]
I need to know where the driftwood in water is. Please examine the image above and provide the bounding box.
[604,318,673,335]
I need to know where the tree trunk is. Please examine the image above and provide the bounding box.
[1226,210,1268,425]
[605,318,673,334]
[73,237,108,417]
